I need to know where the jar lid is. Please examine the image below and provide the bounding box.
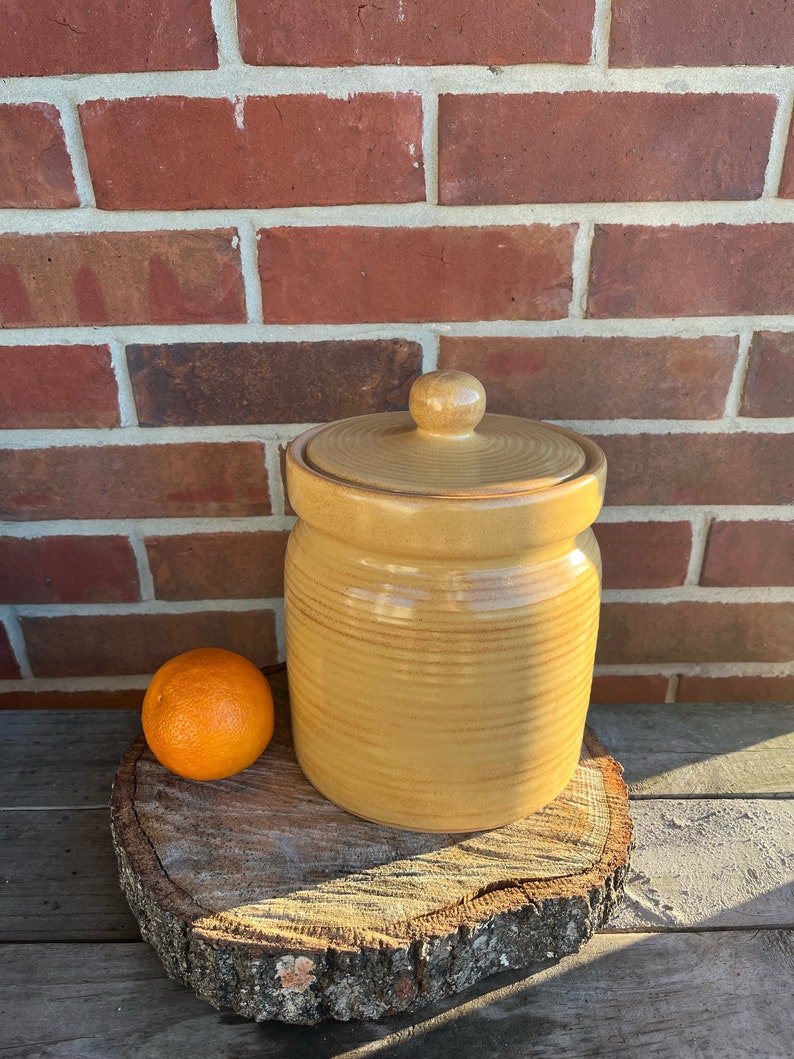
[304,369,587,497]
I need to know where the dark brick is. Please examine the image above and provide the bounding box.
[0,536,140,604]
[0,345,119,429]
[589,225,794,318]
[0,103,77,208]
[0,443,270,521]
[23,610,279,678]
[0,231,245,327]
[701,521,794,587]
[439,93,773,204]
[740,332,794,418]
[127,340,421,426]
[594,522,692,589]
[595,433,794,506]
[147,532,290,600]
[259,226,575,323]
[597,602,794,664]
[438,336,737,419]
[610,0,794,67]
[238,0,594,66]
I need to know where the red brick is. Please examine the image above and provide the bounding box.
[594,433,794,506]
[259,226,575,324]
[0,689,145,710]
[593,522,692,589]
[676,675,794,703]
[588,225,794,318]
[238,0,593,66]
[740,332,794,418]
[0,623,21,680]
[0,536,140,604]
[701,521,794,588]
[0,104,77,208]
[146,532,290,600]
[438,336,737,419]
[127,339,421,426]
[0,345,119,429]
[440,94,773,205]
[0,443,270,522]
[610,0,794,67]
[589,675,670,704]
[0,231,244,328]
[597,603,794,664]
[81,94,424,210]
[23,610,278,678]
[781,124,794,198]
[0,1,216,75]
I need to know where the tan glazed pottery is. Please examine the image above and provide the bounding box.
[284,370,607,832]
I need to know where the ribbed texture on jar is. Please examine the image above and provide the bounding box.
[284,522,602,831]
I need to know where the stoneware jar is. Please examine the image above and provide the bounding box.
[284,369,607,832]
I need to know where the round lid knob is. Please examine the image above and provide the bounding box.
[303,369,587,497]
[408,370,486,438]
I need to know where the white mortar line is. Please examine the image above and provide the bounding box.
[593,661,794,676]
[597,505,794,523]
[209,0,244,68]
[4,65,794,105]
[0,516,297,537]
[601,586,794,604]
[569,221,594,319]
[763,85,794,198]
[723,329,755,419]
[236,221,264,323]
[108,338,139,427]
[263,440,288,518]
[0,609,33,679]
[684,511,713,586]
[421,88,439,205]
[1,417,792,450]
[53,97,96,208]
[590,0,613,73]
[127,533,156,602]
[420,331,440,373]
[5,200,794,235]
[11,599,284,618]
[665,674,679,703]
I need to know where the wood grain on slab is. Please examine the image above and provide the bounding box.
[111,672,631,1022]
[588,702,794,796]
[1,932,792,1059]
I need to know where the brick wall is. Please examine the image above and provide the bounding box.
[1,0,793,707]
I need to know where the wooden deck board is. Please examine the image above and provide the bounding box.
[1,932,792,1058]
[588,703,794,797]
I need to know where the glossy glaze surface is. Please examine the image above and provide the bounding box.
[284,370,606,831]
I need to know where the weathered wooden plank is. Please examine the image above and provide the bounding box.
[0,709,141,807]
[1,932,792,1057]
[607,799,794,932]
[0,808,139,941]
[588,702,794,797]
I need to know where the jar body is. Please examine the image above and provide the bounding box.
[284,518,602,832]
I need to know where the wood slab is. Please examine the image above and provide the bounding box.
[111,670,632,1024]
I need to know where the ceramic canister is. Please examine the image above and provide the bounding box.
[284,369,607,832]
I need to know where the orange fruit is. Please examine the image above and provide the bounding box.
[142,647,274,781]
